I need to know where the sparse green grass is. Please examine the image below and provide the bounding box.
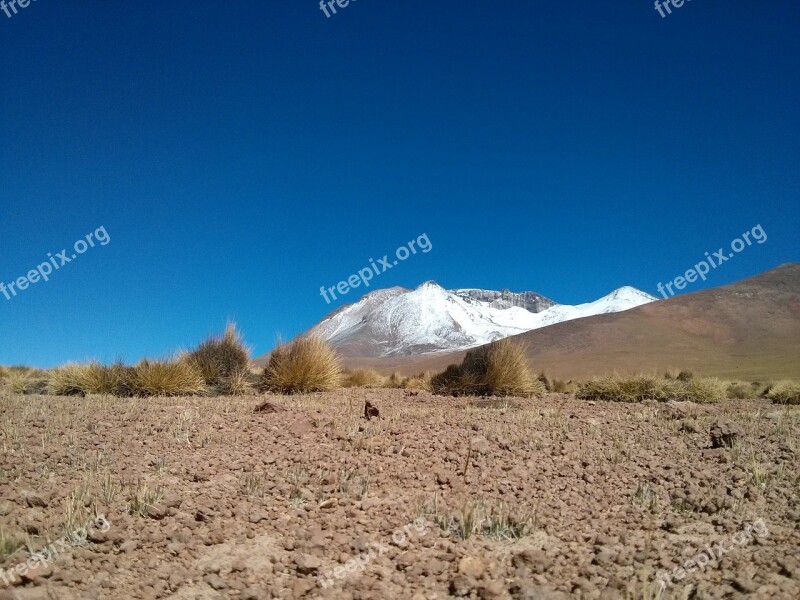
[262,337,342,394]
[240,468,265,498]
[0,527,25,560]
[633,482,659,512]
[431,339,545,397]
[436,498,537,540]
[128,482,163,518]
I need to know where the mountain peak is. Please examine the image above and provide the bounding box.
[304,282,656,357]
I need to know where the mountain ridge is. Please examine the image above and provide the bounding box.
[263,280,657,360]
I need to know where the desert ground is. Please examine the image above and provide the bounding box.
[1,389,798,599]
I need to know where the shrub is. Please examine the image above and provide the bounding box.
[577,374,663,403]
[386,372,404,388]
[537,372,552,392]
[725,382,751,399]
[551,379,572,393]
[188,323,250,385]
[342,368,385,388]
[577,373,724,403]
[6,371,33,395]
[219,369,254,396]
[767,381,800,405]
[130,359,207,397]
[261,337,342,394]
[403,371,434,392]
[679,377,726,403]
[47,362,135,396]
[431,340,544,397]
[48,364,88,396]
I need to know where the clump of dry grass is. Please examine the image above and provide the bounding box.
[577,373,725,403]
[6,370,34,394]
[188,323,250,387]
[48,363,89,396]
[129,359,207,397]
[219,369,254,396]
[386,372,404,388]
[403,371,434,392]
[726,381,752,399]
[47,362,135,396]
[551,379,573,393]
[0,366,8,380]
[431,340,544,397]
[680,377,726,403]
[342,368,385,388]
[4,367,48,395]
[261,337,342,394]
[767,381,800,405]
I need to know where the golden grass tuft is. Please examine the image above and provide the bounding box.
[0,366,8,380]
[385,372,404,388]
[767,381,800,405]
[431,339,544,397]
[402,371,434,392]
[261,337,342,394]
[219,369,254,396]
[48,363,89,396]
[342,368,385,388]
[188,323,250,386]
[577,373,725,403]
[130,358,207,397]
[47,362,135,397]
[725,381,752,399]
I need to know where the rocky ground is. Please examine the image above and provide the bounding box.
[0,390,798,599]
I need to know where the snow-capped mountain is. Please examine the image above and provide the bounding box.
[305,281,658,357]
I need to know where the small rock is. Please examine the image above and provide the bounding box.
[458,556,486,579]
[203,573,227,590]
[450,574,477,596]
[22,492,48,508]
[294,554,321,575]
[254,401,284,413]
[710,420,739,448]
[470,436,490,455]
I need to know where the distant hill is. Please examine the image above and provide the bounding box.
[395,264,800,381]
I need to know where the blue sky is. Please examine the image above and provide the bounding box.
[1,1,798,367]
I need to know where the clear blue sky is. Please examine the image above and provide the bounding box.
[1,1,798,367]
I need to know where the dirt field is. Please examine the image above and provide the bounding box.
[1,390,798,599]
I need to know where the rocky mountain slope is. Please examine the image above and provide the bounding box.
[299,281,656,358]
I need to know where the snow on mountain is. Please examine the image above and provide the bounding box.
[307,281,658,357]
